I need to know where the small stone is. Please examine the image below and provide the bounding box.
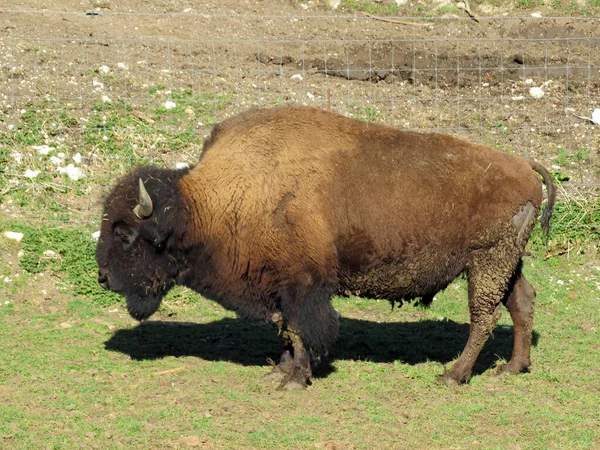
[4,231,23,242]
[60,322,72,329]
[529,87,544,99]
[384,73,397,84]
[32,145,54,155]
[24,169,41,179]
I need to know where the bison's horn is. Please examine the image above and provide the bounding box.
[133,178,153,219]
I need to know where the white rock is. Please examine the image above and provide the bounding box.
[101,95,111,103]
[50,156,62,165]
[4,231,24,241]
[395,0,407,5]
[99,65,110,73]
[592,108,600,125]
[306,92,315,100]
[32,145,54,155]
[73,153,82,164]
[326,0,341,8]
[92,231,101,239]
[3,278,11,284]
[57,164,83,181]
[511,96,525,101]
[556,279,564,285]
[92,79,104,88]
[43,250,56,258]
[175,162,190,170]
[531,12,542,17]
[529,87,544,99]
[117,62,128,70]
[290,74,303,81]
[24,169,41,179]
[11,151,21,164]
[524,79,534,85]
[164,100,177,110]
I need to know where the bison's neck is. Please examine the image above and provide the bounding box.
[177,173,210,248]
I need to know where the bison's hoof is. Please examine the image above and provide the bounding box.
[496,361,530,377]
[280,379,307,391]
[436,372,469,386]
[263,368,286,383]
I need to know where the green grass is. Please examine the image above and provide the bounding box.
[340,0,402,15]
[1,220,599,448]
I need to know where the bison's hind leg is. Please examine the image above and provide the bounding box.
[438,203,538,385]
[497,267,536,376]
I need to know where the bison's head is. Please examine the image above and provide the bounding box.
[95,166,190,321]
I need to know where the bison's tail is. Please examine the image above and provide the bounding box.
[528,160,556,240]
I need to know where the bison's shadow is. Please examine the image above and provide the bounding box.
[105,317,540,378]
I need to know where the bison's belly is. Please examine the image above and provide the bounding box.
[337,253,466,302]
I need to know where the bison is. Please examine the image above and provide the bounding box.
[96,105,555,390]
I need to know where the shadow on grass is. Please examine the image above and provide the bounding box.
[105,317,540,379]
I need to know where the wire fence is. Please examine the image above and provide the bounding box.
[1,18,599,226]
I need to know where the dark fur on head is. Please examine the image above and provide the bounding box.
[95,165,190,320]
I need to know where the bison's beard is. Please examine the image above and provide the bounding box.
[126,293,163,321]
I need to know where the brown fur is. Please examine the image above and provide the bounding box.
[96,105,554,388]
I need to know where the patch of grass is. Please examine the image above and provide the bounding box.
[516,0,540,8]
[352,106,384,122]
[573,146,590,162]
[527,196,600,253]
[0,219,121,306]
[438,4,460,13]
[148,84,166,95]
[341,0,402,15]
[1,235,599,448]
[552,145,590,166]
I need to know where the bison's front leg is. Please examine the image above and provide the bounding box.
[277,325,314,391]
[265,278,340,390]
[263,312,299,385]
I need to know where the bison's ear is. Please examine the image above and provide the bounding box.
[113,222,138,247]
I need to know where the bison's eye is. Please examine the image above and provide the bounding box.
[112,221,138,247]
[152,236,167,252]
